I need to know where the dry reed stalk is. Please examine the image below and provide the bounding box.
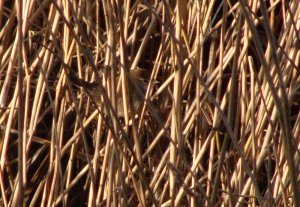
[0,0,300,206]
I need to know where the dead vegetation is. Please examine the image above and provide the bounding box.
[0,0,300,206]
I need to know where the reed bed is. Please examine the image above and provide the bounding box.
[0,0,300,206]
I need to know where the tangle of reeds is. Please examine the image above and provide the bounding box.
[0,0,300,206]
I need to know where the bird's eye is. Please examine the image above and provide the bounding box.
[138,78,148,85]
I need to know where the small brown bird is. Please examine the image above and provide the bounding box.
[70,68,151,117]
